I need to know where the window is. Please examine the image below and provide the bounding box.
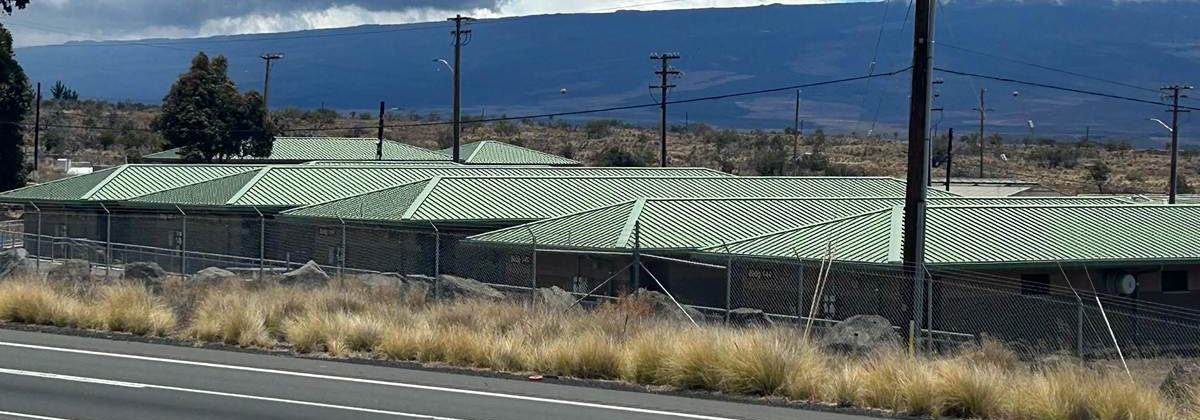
[1162,271,1189,293]
[1021,274,1051,295]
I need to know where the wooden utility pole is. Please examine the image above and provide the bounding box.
[945,127,954,190]
[260,53,283,111]
[1163,85,1192,204]
[793,90,802,159]
[376,101,385,161]
[651,52,681,167]
[902,0,935,353]
[33,82,40,172]
[972,88,992,178]
[449,14,474,163]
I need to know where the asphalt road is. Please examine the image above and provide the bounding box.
[0,328,873,420]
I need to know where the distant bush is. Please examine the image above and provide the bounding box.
[1028,144,1081,169]
[584,119,623,139]
[594,146,645,167]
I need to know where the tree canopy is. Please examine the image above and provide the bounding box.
[0,22,30,191]
[151,52,273,163]
[0,0,28,15]
[50,80,78,101]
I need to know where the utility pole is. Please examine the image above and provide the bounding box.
[945,127,954,190]
[902,0,936,353]
[259,53,283,112]
[972,88,992,178]
[793,90,802,159]
[651,52,681,167]
[377,101,385,161]
[449,14,474,163]
[1163,85,1192,204]
[33,82,40,172]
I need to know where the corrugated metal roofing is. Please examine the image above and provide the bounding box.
[464,197,1130,250]
[0,167,119,201]
[128,165,728,208]
[707,204,1200,266]
[141,137,451,163]
[0,165,263,202]
[439,141,581,166]
[300,160,465,166]
[283,177,984,224]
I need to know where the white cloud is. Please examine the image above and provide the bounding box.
[5,0,861,47]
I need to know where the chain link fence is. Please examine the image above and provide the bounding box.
[3,205,1200,366]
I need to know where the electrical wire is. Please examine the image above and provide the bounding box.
[938,42,1161,94]
[0,67,913,134]
[934,67,1200,111]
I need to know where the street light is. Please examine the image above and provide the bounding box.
[1149,118,1174,133]
[433,58,453,73]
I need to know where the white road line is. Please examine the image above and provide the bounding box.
[0,340,745,420]
[0,410,80,420]
[0,367,465,420]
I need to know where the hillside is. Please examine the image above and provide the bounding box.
[21,101,1197,196]
[10,0,1200,142]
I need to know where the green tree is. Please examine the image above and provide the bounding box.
[49,80,78,101]
[151,52,274,162]
[594,146,645,167]
[0,22,30,191]
[1087,161,1110,193]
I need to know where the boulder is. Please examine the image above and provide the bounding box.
[354,273,406,289]
[728,307,774,328]
[435,274,505,300]
[821,315,899,355]
[1160,362,1200,401]
[534,286,576,309]
[122,262,166,287]
[189,267,240,285]
[279,261,330,288]
[630,288,704,323]
[46,259,93,286]
[0,248,33,278]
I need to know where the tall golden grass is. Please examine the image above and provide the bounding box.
[0,275,1185,419]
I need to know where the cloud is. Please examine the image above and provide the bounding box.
[3,0,857,47]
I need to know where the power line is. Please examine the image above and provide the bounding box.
[938,42,1160,94]
[934,67,1200,111]
[0,67,914,134]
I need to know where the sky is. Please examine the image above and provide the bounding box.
[1,0,864,47]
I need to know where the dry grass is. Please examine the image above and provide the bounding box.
[0,274,1186,418]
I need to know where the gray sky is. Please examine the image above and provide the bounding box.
[2,0,862,47]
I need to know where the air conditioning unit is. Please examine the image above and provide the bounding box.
[1103,271,1138,296]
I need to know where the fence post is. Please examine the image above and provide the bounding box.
[527,227,538,297]
[1076,299,1085,358]
[176,205,187,275]
[100,203,111,281]
[254,207,265,281]
[337,217,346,279]
[725,255,732,324]
[796,260,806,326]
[630,222,641,291]
[30,202,41,272]
[428,222,441,300]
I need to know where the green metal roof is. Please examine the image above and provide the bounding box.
[439,141,581,166]
[141,137,451,163]
[129,165,728,208]
[464,196,1131,251]
[282,176,975,225]
[706,204,1200,266]
[0,165,263,203]
[300,160,465,166]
